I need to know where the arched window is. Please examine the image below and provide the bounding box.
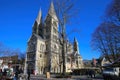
[53,21,57,27]
[42,45,44,52]
[40,54,42,58]
[46,44,48,51]
[54,45,56,49]
[40,44,42,51]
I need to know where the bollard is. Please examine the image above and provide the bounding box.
[46,72,50,79]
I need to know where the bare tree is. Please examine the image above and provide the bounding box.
[0,42,26,63]
[0,42,13,56]
[0,42,5,56]
[19,52,26,65]
[91,22,120,62]
[106,0,120,26]
[53,0,80,75]
[92,0,120,63]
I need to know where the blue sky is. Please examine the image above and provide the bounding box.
[0,0,112,60]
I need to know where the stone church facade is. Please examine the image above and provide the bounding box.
[24,2,83,75]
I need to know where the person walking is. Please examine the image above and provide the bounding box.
[89,70,93,78]
[27,70,30,80]
[86,70,89,78]
[14,70,19,80]
[2,69,7,80]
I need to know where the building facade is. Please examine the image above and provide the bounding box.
[24,2,83,75]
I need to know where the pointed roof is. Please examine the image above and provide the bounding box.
[74,37,80,55]
[48,2,56,15]
[74,37,78,43]
[36,9,42,25]
[47,1,58,20]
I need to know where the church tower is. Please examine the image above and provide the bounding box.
[44,2,60,73]
[24,9,45,75]
[25,1,83,75]
[73,37,79,53]
[73,37,83,68]
[32,9,43,38]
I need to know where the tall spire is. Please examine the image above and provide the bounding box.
[74,37,77,43]
[48,1,56,15]
[36,9,42,25]
[74,37,79,54]
[32,9,42,35]
[47,1,58,20]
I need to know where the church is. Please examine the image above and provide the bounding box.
[24,2,83,75]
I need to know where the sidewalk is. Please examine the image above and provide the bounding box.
[29,74,103,80]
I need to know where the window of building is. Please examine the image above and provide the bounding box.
[46,44,48,51]
[42,45,44,52]
[54,44,57,50]
[79,61,81,64]
[46,28,49,32]
[53,21,57,27]
[53,27,57,34]
[40,44,42,51]
[53,35,57,42]
[40,54,42,58]
[40,44,45,52]
[46,35,50,39]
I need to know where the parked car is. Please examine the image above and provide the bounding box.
[102,67,119,79]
